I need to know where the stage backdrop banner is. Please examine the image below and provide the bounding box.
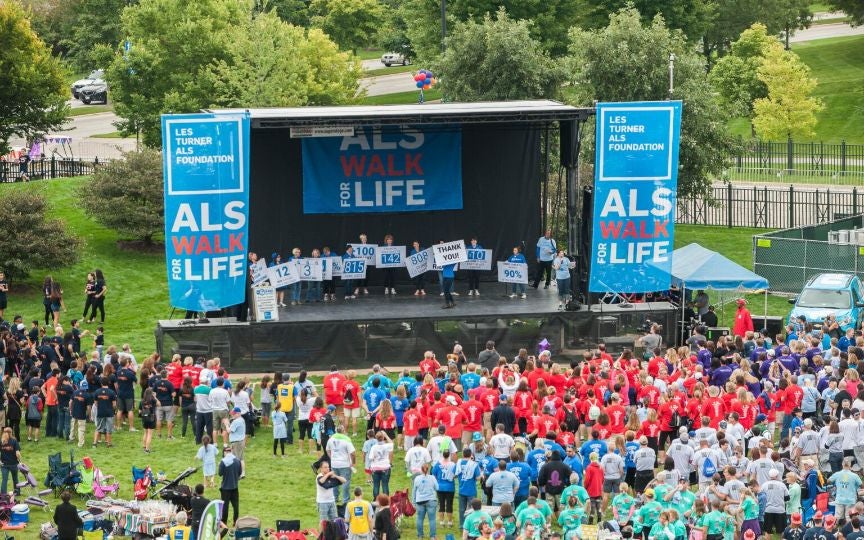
[350,243,378,266]
[302,126,463,214]
[162,112,250,311]
[341,258,367,279]
[433,240,468,267]
[377,246,406,268]
[497,262,529,284]
[405,247,433,278]
[463,248,493,271]
[588,101,682,293]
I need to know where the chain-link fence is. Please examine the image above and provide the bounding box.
[753,215,864,293]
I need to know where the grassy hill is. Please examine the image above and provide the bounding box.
[2,177,167,355]
[729,35,864,143]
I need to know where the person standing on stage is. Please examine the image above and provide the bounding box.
[507,247,527,299]
[382,234,398,295]
[442,261,457,309]
[355,233,370,296]
[533,229,556,289]
[288,247,303,306]
[467,237,483,297]
[343,245,357,300]
[409,241,427,296]
[306,248,323,303]
[321,246,336,302]
[269,252,287,307]
[552,249,574,311]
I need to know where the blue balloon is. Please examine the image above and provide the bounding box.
[416,81,424,88]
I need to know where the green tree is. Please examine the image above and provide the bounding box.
[21,0,82,58]
[202,12,361,107]
[436,9,564,101]
[255,0,311,27]
[0,1,68,156]
[575,0,716,42]
[378,9,415,61]
[64,0,130,70]
[702,0,811,60]
[0,191,81,280]
[709,23,781,120]
[567,7,738,198]
[309,0,384,53]
[81,149,164,243]
[752,45,824,140]
[828,0,864,24]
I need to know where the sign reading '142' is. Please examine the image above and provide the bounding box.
[589,101,682,293]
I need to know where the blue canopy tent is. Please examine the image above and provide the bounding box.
[669,243,770,337]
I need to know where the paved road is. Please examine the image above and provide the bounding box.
[790,21,864,42]
[359,72,417,96]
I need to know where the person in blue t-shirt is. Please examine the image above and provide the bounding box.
[507,247,528,298]
[441,262,457,309]
[563,446,584,481]
[455,448,482,527]
[623,436,640,487]
[362,378,388,431]
[579,432,607,468]
[506,456,533,507]
[526,446,548,479]
[466,237,484,296]
[460,369,481,399]
[342,245,356,300]
[432,451,457,525]
[533,228,557,289]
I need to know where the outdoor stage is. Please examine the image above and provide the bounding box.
[155,289,678,372]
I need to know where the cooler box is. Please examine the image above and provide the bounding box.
[79,510,95,531]
[10,504,29,524]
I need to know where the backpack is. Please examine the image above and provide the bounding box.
[701,455,717,478]
[343,387,354,406]
[563,405,579,433]
[26,394,42,421]
[588,402,601,421]
[438,436,453,453]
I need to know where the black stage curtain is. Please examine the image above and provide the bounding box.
[248,124,542,284]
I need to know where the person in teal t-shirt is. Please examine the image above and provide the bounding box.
[558,496,585,540]
[648,512,676,540]
[463,499,493,539]
[634,489,663,534]
[612,484,636,524]
[559,473,589,509]
[515,487,552,522]
[515,497,547,531]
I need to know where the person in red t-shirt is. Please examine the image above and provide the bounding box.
[341,370,362,436]
[460,396,484,446]
[531,407,558,439]
[638,409,661,454]
[700,386,727,429]
[437,396,466,440]
[323,366,347,412]
[647,354,667,379]
[419,351,441,377]
[583,452,604,523]
[605,395,627,434]
[638,382,661,410]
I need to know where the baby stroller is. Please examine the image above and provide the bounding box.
[78,456,120,500]
[153,467,198,510]
[44,451,82,495]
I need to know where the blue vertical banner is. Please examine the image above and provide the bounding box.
[589,101,683,293]
[161,112,250,311]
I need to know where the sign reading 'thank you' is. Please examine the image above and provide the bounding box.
[302,126,463,214]
[589,101,682,293]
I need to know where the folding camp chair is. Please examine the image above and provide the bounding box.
[235,516,262,540]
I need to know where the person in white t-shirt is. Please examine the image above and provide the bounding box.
[427,425,457,463]
[368,431,394,499]
[489,424,515,459]
[405,436,432,476]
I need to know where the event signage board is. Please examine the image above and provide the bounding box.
[497,262,529,284]
[296,258,324,281]
[350,243,378,266]
[405,248,433,278]
[197,500,224,540]
[463,248,493,271]
[377,246,406,268]
[267,261,299,288]
[433,240,468,267]
[162,112,250,311]
[588,101,683,293]
[341,258,367,280]
[327,256,343,277]
[302,126,463,214]
[252,285,279,321]
[249,258,269,286]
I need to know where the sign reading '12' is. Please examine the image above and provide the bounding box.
[302,126,463,214]
[162,112,250,311]
[588,101,682,293]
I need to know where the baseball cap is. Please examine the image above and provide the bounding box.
[231,407,241,414]
[814,511,824,521]
[803,418,813,427]
[472,432,483,442]
[327,404,336,411]
[736,298,746,306]
[825,515,836,528]
[768,469,779,479]
[790,513,802,525]
[755,414,767,423]
[644,488,654,498]
[499,395,508,403]
[639,436,648,445]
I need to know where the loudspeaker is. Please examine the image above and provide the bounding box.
[560,120,579,168]
[752,315,784,337]
[706,327,730,341]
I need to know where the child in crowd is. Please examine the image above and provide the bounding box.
[362,429,376,484]
[271,402,288,457]
[195,435,218,488]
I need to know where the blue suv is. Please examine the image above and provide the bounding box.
[788,273,864,331]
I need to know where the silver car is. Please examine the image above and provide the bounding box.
[380,52,409,67]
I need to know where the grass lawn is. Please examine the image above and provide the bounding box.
[365,65,415,77]
[91,131,124,139]
[360,89,442,105]
[356,48,385,60]
[2,177,167,355]
[810,1,832,12]
[68,105,113,117]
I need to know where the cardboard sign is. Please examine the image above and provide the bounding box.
[267,261,299,288]
[341,258,367,280]
[497,262,529,284]
[295,258,324,281]
[433,240,467,267]
[463,249,493,271]
[253,286,279,321]
[405,247,433,278]
[377,246,406,268]
[250,258,269,286]
[349,243,378,266]
[328,256,343,277]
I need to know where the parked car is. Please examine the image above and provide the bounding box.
[380,52,409,67]
[70,69,104,99]
[788,272,864,331]
[78,79,108,104]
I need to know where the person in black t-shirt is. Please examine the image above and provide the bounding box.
[0,427,21,495]
[115,357,137,431]
[88,269,107,324]
[55,375,74,441]
[154,370,176,439]
[70,386,91,448]
[92,378,116,447]
[0,271,8,320]
[189,484,210,534]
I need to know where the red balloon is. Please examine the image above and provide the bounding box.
[413,74,423,81]
[418,72,427,80]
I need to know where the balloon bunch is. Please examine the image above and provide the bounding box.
[413,70,436,90]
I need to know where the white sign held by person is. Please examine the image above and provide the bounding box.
[497,262,529,284]
[328,257,343,278]
[350,244,378,266]
[405,248,433,278]
[377,246,406,268]
[463,249,493,271]
[250,258,269,286]
[253,285,280,321]
[267,261,300,288]
[433,240,468,267]
[341,258,367,280]
[295,258,324,281]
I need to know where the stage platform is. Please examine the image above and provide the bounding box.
[155,289,678,373]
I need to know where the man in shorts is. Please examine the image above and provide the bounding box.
[228,408,247,478]
[92,377,117,447]
[115,357,137,431]
[209,378,231,445]
[154,370,177,439]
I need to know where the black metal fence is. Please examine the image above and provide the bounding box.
[736,138,864,176]
[0,156,102,182]
[677,184,864,229]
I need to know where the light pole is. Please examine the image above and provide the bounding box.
[441,0,447,53]
[668,53,676,98]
